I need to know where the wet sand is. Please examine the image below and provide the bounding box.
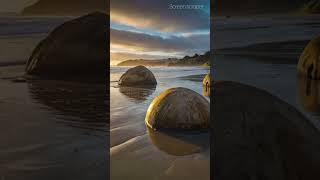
[0,16,108,179]
[0,65,108,180]
[213,14,320,49]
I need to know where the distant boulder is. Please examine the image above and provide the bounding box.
[297,36,320,79]
[25,12,108,80]
[203,73,212,87]
[118,66,157,86]
[203,73,212,97]
[145,87,209,130]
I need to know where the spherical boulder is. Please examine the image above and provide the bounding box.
[118,65,157,86]
[203,73,212,87]
[213,81,320,179]
[203,73,212,97]
[145,87,209,130]
[25,12,108,79]
[297,36,320,79]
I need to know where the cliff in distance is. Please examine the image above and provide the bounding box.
[117,52,210,67]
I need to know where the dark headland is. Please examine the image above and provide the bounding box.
[117,51,210,67]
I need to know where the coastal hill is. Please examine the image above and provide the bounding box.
[117,52,210,67]
[213,0,317,15]
[22,0,108,15]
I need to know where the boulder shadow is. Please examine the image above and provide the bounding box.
[147,127,209,156]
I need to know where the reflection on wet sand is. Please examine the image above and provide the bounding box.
[28,80,108,126]
[147,127,209,156]
[119,85,156,102]
[298,76,320,114]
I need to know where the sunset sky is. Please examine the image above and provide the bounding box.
[110,0,210,65]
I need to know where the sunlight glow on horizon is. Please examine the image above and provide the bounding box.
[110,1,210,64]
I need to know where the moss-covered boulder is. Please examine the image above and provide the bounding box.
[297,36,320,79]
[118,65,157,86]
[145,87,209,130]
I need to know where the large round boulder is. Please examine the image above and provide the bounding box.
[297,36,320,79]
[118,65,157,86]
[145,87,209,130]
[25,12,108,79]
[213,81,320,179]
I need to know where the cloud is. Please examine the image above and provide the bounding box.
[110,0,210,32]
[110,28,209,53]
[111,52,171,63]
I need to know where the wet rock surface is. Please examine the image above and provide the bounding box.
[145,87,209,130]
[203,73,211,97]
[118,65,157,86]
[297,36,320,79]
[212,81,320,179]
[203,73,212,87]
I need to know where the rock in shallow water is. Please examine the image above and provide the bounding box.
[25,12,108,79]
[118,65,157,86]
[297,36,320,79]
[203,73,212,87]
[145,87,209,130]
[203,73,212,97]
[212,81,320,179]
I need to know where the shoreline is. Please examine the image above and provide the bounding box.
[214,40,308,64]
[179,74,206,82]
